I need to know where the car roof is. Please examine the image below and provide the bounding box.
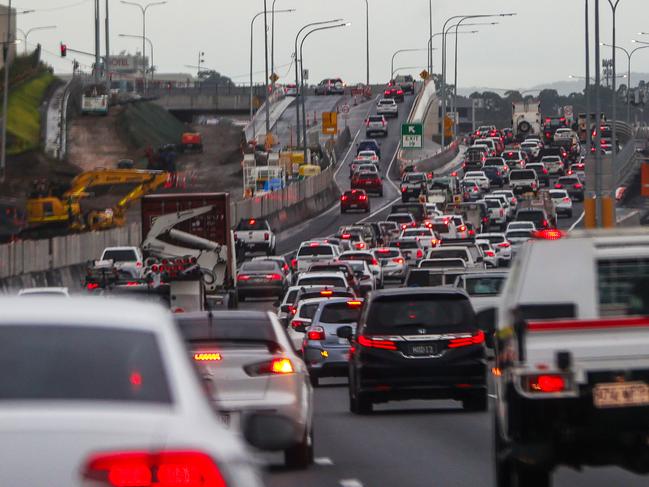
[369,287,470,299]
[298,271,346,278]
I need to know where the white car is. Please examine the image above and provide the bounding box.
[431,216,459,241]
[400,227,439,252]
[475,239,499,268]
[506,221,536,232]
[0,297,264,487]
[492,189,518,213]
[520,140,541,160]
[463,171,490,191]
[540,155,565,176]
[376,98,398,118]
[338,251,383,288]
[476,232,513,266]
[350,151,379,175]
[294,243,339,273]
[175,310,314,468]
[426,245,486,270]
[482,198,507,230]
[17,287,70,297]
[372,247,408,282]
[284,83,298,96]
[100,246,144,279]
[295,271,350,290]
[394,237,425,263]
[485,194,514,219]
[548,188,573,218]
[234,218,277,256]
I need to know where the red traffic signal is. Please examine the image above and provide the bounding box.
[60,43,67,57]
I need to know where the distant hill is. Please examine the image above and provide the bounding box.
[459,72,649,97]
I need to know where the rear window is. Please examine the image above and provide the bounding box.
[379,100,394,105]
[429,249,468,260]
[405,174,426,183]
[396,240,418,249]
[241,261,278,272]
[298,246,334,257]
[517,210,544,223]
[319,302,362,324]
[367,294,475,329]
[299,303,320,319]
[431,223,449,233]
[485,200,501,209]
[236,219,267,231]
[559,178,579,185]
[507,230,532,239]
[102,249,137,262]
[387,215,413,224]
[177,316,276,343]
[375,249,400,258]
[298,276,346,287]
[480,235,505,244]
[464,277,506,296]
[340,253,373,263]
[404,230,432,237]
[368,116,384,122]
[549,190,568,198]
[0,326,171,403]
[510,171,536,181]
[420,260,465,269]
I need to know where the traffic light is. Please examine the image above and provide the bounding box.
[60,43,67,57]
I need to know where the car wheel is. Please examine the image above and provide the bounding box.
[462,390,488,412]
[349,386,373,415]
[284,426,314,469]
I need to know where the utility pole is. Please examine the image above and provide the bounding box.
[105,0,110,74]
[594,0,603,226]
[0,0,12,183]
[263,0,271,138]
[585,0,591,154]
[428,0,433,75]
[95,0,101,79]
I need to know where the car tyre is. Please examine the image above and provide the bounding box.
[462,390,488,412]
[284,426,314,469]
[349,387,373,415]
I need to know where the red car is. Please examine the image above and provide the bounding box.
[384,86,405,102]
[341,189,370,214]
[351,171,383,196]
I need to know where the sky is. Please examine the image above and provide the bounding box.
[8,0,649,90]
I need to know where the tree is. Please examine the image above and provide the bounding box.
[504,90,523,103]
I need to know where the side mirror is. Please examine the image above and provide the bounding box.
[242,413,297,451]
[337,325,353,340]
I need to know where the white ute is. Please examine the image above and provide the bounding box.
[491,228,649,486]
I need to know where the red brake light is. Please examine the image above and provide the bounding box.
[554,183,563,189]
[358,194,367,201]
[320,290,334,296]
[370,258,379,266]
[458,225,467,232]
[347,300,363,307]
[528,374,566,393]
[355,242,366,250]
[358,335,397,351]
[264,232,269,241]
[448,330,485,349]
[416,249,423,258]
[291,258,297,269]
[83,450,228,487]
[249,219,256,225]
[246,357,294,376]
[237,274,250,281]
[376,248,390,254]
[563,197,571,203]
[498,242,511,248]
[486,250,496,257]
[574,183,583,189]
[534,229,564,240]
[543,169,548,174]
[308,327,326,341]
[309,242,319,247]
[341,194,348,201]
[87,282,100,290]
[392,257,405,264]
[397,89,404,95]
[266,273,283,281]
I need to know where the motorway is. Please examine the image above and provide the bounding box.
[274,95,345,149]
[238,93,644,487]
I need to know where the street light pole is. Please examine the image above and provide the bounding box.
[250,10,264,140]
[605,42,649,124]
[294,19,342,148]
[607,0,620,176]
[364,0,369,86]
[121,1,166,96]
[300,22,350,163]
[391,48,427,81]
[453,15,513,137]
[16,25,56,54]
[105,0,110,69]
[271,0,278,85]
[427,28,479,78]
[594,0,603,226]
[428,0,433,75]
[585,0,591,154]
[263,0,271,137]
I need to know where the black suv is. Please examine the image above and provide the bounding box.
[341,288,487,414]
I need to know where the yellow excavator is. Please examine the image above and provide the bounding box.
[27,169,171,232]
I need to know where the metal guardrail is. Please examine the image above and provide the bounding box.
[615,122,649,186]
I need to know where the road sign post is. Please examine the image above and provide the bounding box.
[322,112,338,135]
[401,123,423,149]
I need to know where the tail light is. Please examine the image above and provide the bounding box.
[355,242,366,250]
[264,232,269,241]
[237,274,250,281]
[482,217,489,223]
[266,273,283,281]
[448,330,485,348]
[498,242,511,248]
[245,357,294,376]
[358,335,398,351]
[401,187,407,192]
[527,374,567,393]
[563,197,571,203]
[392,257,405,264]
[554,183,563,189]
[307,327,326,341]
[397,89,404,95]
[574,183,583,189]
[136,262,142,268]
[82,450,228,487]
[543,169,548,175]
[534,229,564,240]
[400,224,408,230]
[416,249,423,259]
[485,250,496,257]
[510,198,517,204]
[371,258,379,266]
[288,305,296,315]
[341,195,348,201]
[193,352,222,362]
[499,209,504,217]
[291,258,297,269]
[359,194,367,201]
[457,225,467,232]
[87,282,100,290]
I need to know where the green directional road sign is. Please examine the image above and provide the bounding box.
[401,123,423,149]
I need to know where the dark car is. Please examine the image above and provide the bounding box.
[357,139,381,159]
[315,78,344,96]
[341,189,370,214]
[383,86,405,103]
[526,163,550,187]
[351,171,383,196]
[483,166,505,188]
[515,208,552,230]
[342,288,487,414]
[555,175,584,201]
[237,260,287,301]
[502,128,514,144]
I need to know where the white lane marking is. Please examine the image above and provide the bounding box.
[358,197,401,223]
[383,139,402,192]
[340,479,364,487]
[569,211,585,231]
[314,457,334,466]
[333,97,379,181]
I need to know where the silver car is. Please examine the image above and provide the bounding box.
[372,247,409,282]
[376,98,398,118]
[303,298,364,386]
[176,311,314,468]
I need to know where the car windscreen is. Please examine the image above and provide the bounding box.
[403,230,432,238]
[431,223,449,233]
[387,215,413,224]
[340,254,373,263]
[485,200,501,209]
[298,246,334,257]
[102,250,137,262]
[240,261,278,272]
[319,302,362,324]
[396,241,419,249]
[405,174,426,183]
[0,325,172,403]
[366,294,475,330]
[368,116,383,122]
[559,178,580,185]
[298,277,346,287]
[464,277,506,296]
[517,211,544,223]
[236,219,267,231]
[502,152,519,160]
[177,316,277,344]
[429,249,468,260]
[549,191,568,199]
[379,100,394,105]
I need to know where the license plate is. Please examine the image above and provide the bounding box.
[338,338,349,345]
[408,344,439,356]
[350,204,358,208]
[593,382,649,409]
